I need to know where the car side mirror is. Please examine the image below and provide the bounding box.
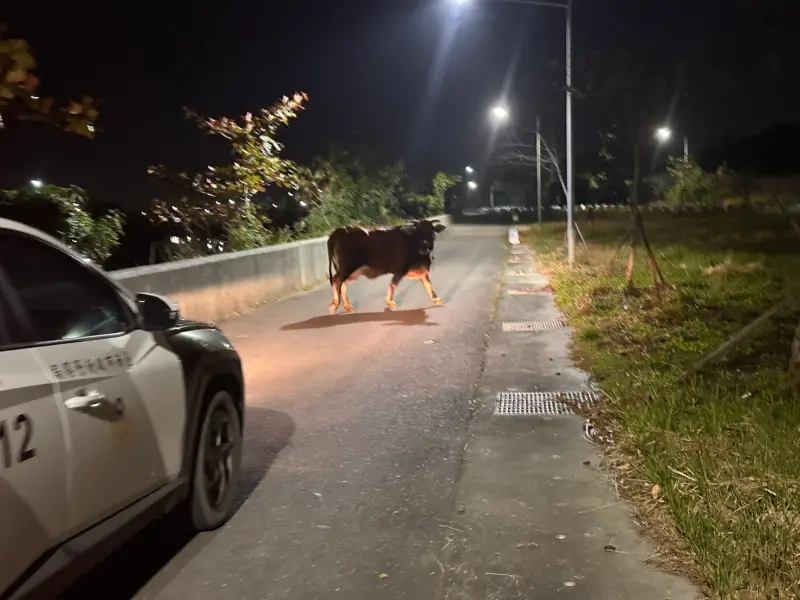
[136,292,180,331]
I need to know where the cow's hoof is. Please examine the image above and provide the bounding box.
[385,301,398,311]
[329,303,339,315]
[433,298,445,306]
[344,304,356,313]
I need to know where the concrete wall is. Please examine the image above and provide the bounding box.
[111,215,450,324]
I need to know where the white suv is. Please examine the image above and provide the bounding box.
[0,218,245,600]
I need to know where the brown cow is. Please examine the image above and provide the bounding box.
[326,219,447,314]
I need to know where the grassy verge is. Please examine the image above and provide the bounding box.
[522,212,800,599]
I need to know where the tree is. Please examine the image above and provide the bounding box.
[792,314,800,390]
[403,171,462,217]
[570,23,691,289]
[146,92,308,254]
[298,149,407,235]
[0,24,99,138]
[494,125,566,202]
[660,157,741,209]
[429,172,461,214]
[0,185,125,263]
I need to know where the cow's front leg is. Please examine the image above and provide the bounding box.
[341,282,356,312]
[329,280,343,314]
[385,275,402,310]
[422,273,444,306]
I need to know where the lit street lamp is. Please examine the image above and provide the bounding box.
[465,165,474,174]
[467,181,478,190]
[449,0,575,264]
[489,103,510,125]
[655,125,688,162]
[30,179,43,188]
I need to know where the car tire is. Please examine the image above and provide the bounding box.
[187,388,243,531]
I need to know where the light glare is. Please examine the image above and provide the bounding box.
[490,104,510,124]
[655,126,672,142]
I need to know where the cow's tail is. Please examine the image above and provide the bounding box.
[327,234,335,286]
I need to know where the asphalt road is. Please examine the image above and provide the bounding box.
[61,224,507,600]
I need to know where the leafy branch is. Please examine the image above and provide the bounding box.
[146,92,309,249]
[0,23,100,138]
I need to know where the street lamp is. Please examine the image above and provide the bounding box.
[489,103,510,124]
[30,179,43,188]
[467,181,478,190]
[465,165,474,174]
[449,0,574,264]
[655,125,688,162]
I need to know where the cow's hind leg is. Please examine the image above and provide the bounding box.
[341,282,355,312]
[422,273,444,306]
[385,275,402,310]
[330,278,344,314]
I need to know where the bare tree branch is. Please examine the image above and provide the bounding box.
[493,129,567,198]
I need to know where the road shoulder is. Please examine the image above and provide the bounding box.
[440,239,700,599]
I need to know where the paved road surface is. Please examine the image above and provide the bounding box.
[61,225,506,600]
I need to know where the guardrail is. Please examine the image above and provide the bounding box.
[111,215,451,324]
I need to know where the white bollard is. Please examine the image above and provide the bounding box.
[508,226,520,245]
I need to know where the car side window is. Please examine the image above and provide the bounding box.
[0,231,134,347]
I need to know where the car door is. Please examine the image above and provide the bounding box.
[0,267,69,595]
[0,229,185,538]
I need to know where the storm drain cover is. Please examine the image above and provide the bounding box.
[495,391,599,416]
[508,287,552,295]
[503,320,566,332]
[507,269,534,276]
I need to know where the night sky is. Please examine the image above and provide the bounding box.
[2,0,798,207]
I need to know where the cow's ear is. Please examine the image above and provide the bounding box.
[433,223,447,233]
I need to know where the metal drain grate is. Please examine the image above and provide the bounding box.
[507,269,534,276]
[508,287,552,295]
[503,320,566,332]
[495,391,599,416]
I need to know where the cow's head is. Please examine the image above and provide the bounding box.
[411,219,447,255]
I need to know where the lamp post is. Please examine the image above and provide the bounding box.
[487,103,544,222]
[450,0,574,264]
[536,116,542,226]
[655,126,689,162]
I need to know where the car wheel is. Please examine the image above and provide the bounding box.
[188,388,243,531]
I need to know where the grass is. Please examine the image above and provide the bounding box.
[522,211,800,600]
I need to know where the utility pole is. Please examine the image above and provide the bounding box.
[684,135,689,162]
[536,116,542,227]
[489,183,495,209]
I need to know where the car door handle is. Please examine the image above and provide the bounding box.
[64,390,108,410]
